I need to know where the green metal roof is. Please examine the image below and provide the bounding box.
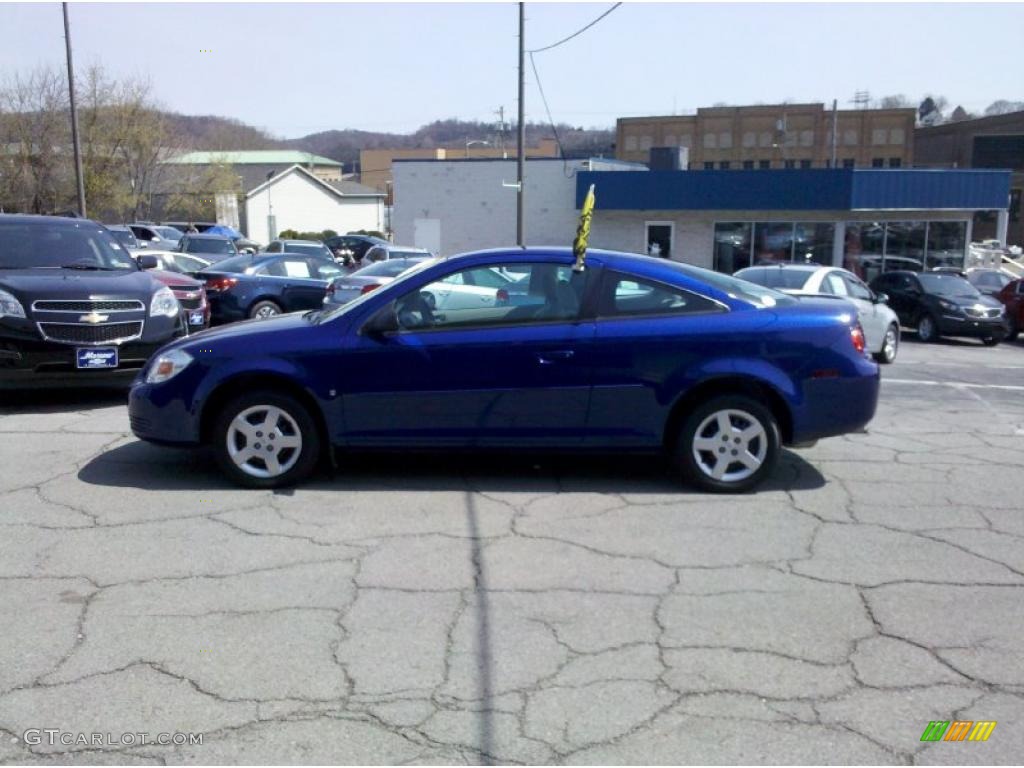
[164,150,342,167]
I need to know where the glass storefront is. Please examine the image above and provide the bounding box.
[713,221,835,273]
[716,219,968,276]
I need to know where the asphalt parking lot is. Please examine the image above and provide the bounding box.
[1,337,1023,765]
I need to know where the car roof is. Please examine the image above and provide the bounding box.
[0,213,107,226]
[740,264,822,273]
[279,239,323,244]
[186,233,233,240]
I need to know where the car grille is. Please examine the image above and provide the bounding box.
[965,306,1002,319]
[37,321,143,345]
[32,299,144,313]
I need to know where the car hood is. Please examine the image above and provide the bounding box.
[0,268,161,301]
[939,293,1003,310]
[176,310,314,348]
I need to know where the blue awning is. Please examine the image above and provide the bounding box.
[575,169,1011,212]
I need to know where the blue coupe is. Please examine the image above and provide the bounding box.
[129,248,879,491]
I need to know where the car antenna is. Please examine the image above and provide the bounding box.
[572,184,595,273]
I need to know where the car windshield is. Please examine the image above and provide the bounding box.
[315,257,441,322]
[388,250,430,260]
[918,273,982,299]
[156,226,183,239]
[0,220,138,270]
[198,254,256,274]
[186,237,236,255]
[110,229,138,247]
[665,261,795,308]
[736,267,814,290]
[353,259,425,278]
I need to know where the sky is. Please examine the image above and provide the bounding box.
[1,1,1021,139]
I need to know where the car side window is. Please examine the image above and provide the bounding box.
[825,274,849,296]
[599,272,724,318]
[266,242,280,253]
[844,275,873,301]
[394,262,584,331]
[366,247,386,262]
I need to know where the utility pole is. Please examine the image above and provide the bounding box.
[516,1,525,246]
[830,98,838,168]
[62,2,86,218]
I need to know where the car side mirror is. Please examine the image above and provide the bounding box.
[137,254,159,270]
[873,292,888,304]
[361,302,399,337]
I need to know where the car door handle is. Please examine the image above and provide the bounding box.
[536,350,575,365]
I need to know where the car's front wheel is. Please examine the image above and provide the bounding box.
[917,313,939,343]
[213,391,321,488]
[1007,316,1019,342]
[874,324,899,364]
[982,336,1000,347]
[672,395,780,493]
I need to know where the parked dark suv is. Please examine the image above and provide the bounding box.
[0,215,185,387]
[870,270,1007,346]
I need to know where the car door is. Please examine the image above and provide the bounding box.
[585,270,733,447]
[877,273,916,325]
[262,258,330,310]
[340,259,594,447]
[840,272,885,351]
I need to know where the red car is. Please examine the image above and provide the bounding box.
[149,269,210,331]
[996,278,1024,340]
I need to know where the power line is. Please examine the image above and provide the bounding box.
[528,2,622,53]
[529,53,572,176]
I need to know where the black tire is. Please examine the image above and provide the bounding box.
[212,390,321,489]
[1006,317,1019,342]
[917,313,939,343]
[671,395,781,493]
[249,299,283,320]
[982,336,1000,347]
[873,323,899,364]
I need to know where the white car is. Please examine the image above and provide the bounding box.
[735,264,900,364]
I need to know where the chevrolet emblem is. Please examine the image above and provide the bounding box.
[79,311,109,324]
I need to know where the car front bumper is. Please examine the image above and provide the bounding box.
[936,314,1007,339]
[0,337,174,389]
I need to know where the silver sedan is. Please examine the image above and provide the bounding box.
[735,264,901,363]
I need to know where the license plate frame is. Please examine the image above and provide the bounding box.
[189,309,205,326]
[76,347,119,369]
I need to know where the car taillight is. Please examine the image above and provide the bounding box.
[205,277,238,292]
[360,283,381,294]
[496,288,510,305]
[850,323,866,354]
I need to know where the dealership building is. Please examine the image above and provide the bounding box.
[393,158,1011,282]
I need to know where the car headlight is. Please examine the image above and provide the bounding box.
[149,285,180,317]
[0,288,27,319]
[938,299,960,313]
[145,348,193,384]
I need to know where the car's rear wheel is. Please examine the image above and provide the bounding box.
[249,300,282,320]
[213,391,320,488]
[672,395,780,493]
[1005,316,1018,341]
[874,324,899,364]
[917,314,939,343]
[982,336,1000,347]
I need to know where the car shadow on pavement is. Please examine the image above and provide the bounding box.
[0,386,127,414]
[78,440,826,495]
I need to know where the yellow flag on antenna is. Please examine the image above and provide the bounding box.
[573,184,595,272]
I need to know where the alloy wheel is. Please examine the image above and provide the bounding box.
[226,405,303,479]
[254,305,280,319]
[918,315,936,342]
[691,408,768,483]
[882,326,898,362]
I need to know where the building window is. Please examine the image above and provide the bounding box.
[872,128,888,146]
[759,160,771,169]
[800,130,814,147]
[742,131,757,148]
[794,223,836,266]
[926,221,967,269]
[1011,189,1021,222]
[843,129,858,146]
[871,158,885,168]
[645,222,673,258]
[719,161,731,170]
[843,158,856,169]
[679,135,692,149]
[843,222,886,281]
[888,157,902,168]
[703,161,715,170]
[890,128,905,145]
[753,222,797,263]
[703,133,717,149]
[800,159,812,169]
[714,223,752,273]
[759,131,772,148]
[784,160,796,169]
[742,160,754,169]
[639,135,653,151]
[719,132,733,149]
[624,135,638,151]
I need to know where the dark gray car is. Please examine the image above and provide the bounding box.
[323,257,431,306]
